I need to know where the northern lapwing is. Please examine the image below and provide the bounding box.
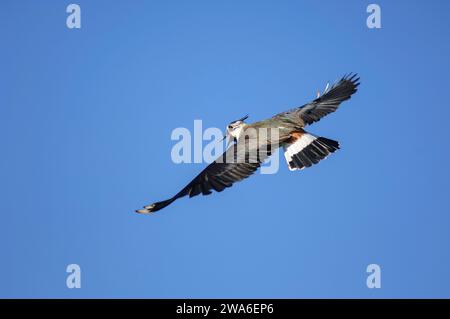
[137,74,360,214]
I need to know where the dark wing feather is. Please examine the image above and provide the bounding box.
[275,73,360,127]
[136,141,271,214]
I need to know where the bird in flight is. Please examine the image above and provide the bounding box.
[136,74,360,214]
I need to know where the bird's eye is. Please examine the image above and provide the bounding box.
[228,125,233,129]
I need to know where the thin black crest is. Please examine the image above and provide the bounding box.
[231,114,249,124]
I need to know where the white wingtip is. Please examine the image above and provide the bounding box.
[135,204,156,214]
[135,209,150,214]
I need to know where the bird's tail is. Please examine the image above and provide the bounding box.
[283,132,339,171]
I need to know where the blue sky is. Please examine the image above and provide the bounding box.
[1,0,450,298]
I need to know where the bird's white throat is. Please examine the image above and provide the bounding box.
[230,124,246,141]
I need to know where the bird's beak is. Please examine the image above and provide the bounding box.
[222,131,230,146]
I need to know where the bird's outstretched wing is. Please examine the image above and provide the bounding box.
[136,140,274,214]
[275,73,360,126]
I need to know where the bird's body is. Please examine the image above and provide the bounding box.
[136,74,360,214]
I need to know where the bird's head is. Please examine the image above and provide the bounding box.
[225,115,248,142]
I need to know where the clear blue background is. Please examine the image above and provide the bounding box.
[1,0,450,298]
